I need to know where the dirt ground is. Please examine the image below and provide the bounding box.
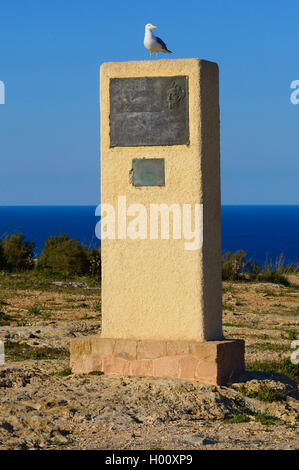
[0,272,298,450]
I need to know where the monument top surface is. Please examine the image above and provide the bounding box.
[100,58,218,74]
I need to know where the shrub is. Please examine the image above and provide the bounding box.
[28,303,43,316]
[223,412,250,424]
[222,250,290,286]
[52,368,72,377]
[287,329,297,340]
[0,242,6,269]
[237,384,284,402]
[258,254,290,286]
[87,248,101,278]
[255,412,279,426]
[247,258,261,281]
[246,358,299,381]
[5,341,69,361]
[37,234,90,276]
[258,270,290,287]
[2,233,34,271]
[222,250,248,281]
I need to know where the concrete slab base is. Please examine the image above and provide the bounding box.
[70,337,245,386]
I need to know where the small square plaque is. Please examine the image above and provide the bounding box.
[132,158,165,187]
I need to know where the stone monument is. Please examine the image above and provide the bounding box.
[70,59,245,385]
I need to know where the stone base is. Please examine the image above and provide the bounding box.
[70,337,245,386]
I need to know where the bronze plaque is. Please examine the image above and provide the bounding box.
[132,158,165,187]
[109,76,189,147]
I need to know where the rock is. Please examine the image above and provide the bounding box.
[57,399,67,406]
[38,442,47,449]
[0,366,42,388]
[20,401,42,411]
[254,283,283,289]
[52,281,89,289]
[50,430,71,444]
[0,421,14,433]
[183,434,217,446]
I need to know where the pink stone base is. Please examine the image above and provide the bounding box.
[70,337,245,385]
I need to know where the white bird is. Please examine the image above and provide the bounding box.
[144,23,172,60]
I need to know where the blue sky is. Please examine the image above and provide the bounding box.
[0,0,298,205]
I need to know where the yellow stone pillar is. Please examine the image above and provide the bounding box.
[70,59,244,385]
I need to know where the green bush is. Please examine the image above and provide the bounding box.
[37,234,89,276]
[222,250,290,286]
[258,270,290,287]
[237,384,284,402]
[258,254,290,286]
[246,358,299,381]
[0,242,6,269]
[87,248,101,278]
[2,233,34,271]
[255,412,279,426]
[247,258,261,281]
[222,250,248,281]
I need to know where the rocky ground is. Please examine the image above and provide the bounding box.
[0,271,298,450]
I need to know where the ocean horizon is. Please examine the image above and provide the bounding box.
[0,205,298,267]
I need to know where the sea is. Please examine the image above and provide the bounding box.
[0,205,298,267]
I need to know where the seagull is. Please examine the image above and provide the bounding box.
[144,23,172,59]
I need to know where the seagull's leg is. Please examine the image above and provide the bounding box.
[150,51,152,60]
[156,52,159,59]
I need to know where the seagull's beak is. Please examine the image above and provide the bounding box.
[152,25,157,29]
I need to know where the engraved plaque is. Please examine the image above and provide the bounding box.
[110,76,189,147]
[132,158,165,187]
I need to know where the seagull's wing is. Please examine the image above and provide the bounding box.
[155,36,171,52]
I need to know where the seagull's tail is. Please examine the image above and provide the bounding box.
[164,49,172,54]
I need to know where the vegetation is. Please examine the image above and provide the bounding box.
[222,250,249,281]
[0,311,11,326]
[224,413,250,424]
[287,329,297,340]
[0,243,6,270]
[255,412,280,426]
[87,248,101,278]
[1,234,34,271]
[224,406,281,426]
[37,234,90,276]
[223,406,254,424]
[52,368,72,377]
[36,234,101,278]
[246,358,299,381]
[258,271,290,287]
[5,341,69,361]
[28,303,44,316]
[1,232,293,288]
[247,342,290,353]
[222,250,290,286]
[0,232,101,279]
[236,384,284,402]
